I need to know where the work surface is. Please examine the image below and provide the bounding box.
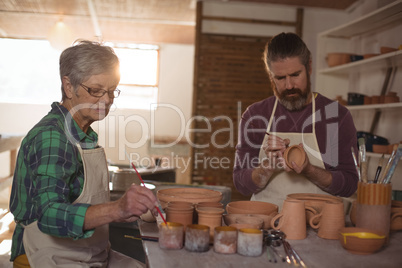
[138,220,402,268]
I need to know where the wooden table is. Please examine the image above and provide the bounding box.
[138,220,402,268]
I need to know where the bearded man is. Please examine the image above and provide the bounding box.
[233,32,358,209]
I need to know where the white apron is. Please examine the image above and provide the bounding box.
[22,144,144,267]
[251,94,329,210]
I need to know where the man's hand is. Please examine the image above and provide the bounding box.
[252,134,290,189]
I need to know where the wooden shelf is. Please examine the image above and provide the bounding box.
[318,50,402,75]
[347,102,402,111]
[319,0,402,38]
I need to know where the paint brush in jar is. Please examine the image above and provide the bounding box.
[358,138,368,183]
[373,154,384,183]
[379,144,399,184]
[351,147,361,182]
[382,144,402,184]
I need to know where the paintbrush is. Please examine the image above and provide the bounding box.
[125,150,167,224]
[358,138,368,183]
[373,154,384,183]
[382,144,402,184]
[379,144,399,184]
[351,147,361,182]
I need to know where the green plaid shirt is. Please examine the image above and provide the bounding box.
[10,102,99,260]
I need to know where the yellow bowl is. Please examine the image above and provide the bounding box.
[338,227,386,255]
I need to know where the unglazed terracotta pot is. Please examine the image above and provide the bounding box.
[391,207,402,231]
[196,207,225,241]
[223,213,274,229]
[310,201,345,240]
[286,193,343,225]
[283,145,306,169]
[271,199,314,240]
[157,187,222,208]
[338,227,386,255]
[356,182,392,237]
[196,202,224,209]
[166,203,194,230]
[226,201,278,216]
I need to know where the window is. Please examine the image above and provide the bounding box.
[0,38,159,110]
[109,43,159,110]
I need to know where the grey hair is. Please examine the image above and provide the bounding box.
[59,39,120,100]
[263,32,311,74]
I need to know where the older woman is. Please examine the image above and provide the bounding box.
[10,40,156,267]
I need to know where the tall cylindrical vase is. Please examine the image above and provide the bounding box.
[356,182,392,238]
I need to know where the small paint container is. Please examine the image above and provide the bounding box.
[185,224,210,252]
[159,222,184,250]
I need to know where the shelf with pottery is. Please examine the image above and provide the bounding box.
[318,50,402,76]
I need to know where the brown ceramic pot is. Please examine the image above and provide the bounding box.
[196,207,225,241]
[283,145,306,169]
[310,201,345,240]
[338,227,386,255]
[286,193,343,225]
[391,207,402,231]
[166,204,194,230]
[226,201,278,216]
[157,187,222,208]
[271,199,311,240]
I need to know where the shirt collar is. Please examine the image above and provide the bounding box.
[51,102,98,149]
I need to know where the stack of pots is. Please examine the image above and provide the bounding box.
[166,201,194,230]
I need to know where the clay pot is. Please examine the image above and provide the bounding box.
[283,145,306,169]
[309,201,345,240]
[380,46,398,54]
[356,182,392,237]
[364,96,372,105]
[229,223,259,230]
[286,193,343,224]
[157,187,222,208]
[391,207,402,231]
[372,144,390,154]
[196,207,225,241]
[196,202,224,209]
[167,201,194,209]
[392,200,402,208]
[371,95,381,104]
[226,201,278,216]
[363,53,380,59]
[223,213,273,229]
[166,203,194,230]
[338,227,386,255]
[326,53,352,67]
[271,199,313,240]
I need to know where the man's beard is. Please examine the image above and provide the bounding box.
[276,78,311,111]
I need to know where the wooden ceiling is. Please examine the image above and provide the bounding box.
[0,0,358,45]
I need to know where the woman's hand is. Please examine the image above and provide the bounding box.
[116,184,158,223]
